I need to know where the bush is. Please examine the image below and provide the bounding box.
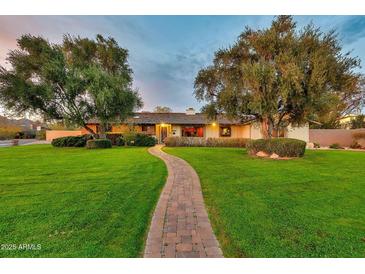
[86,139,112,149]
[329,143,343,149]
[36,130,46,140]
[116,136,125,146]
[106,133,122,145]
[15,130,36,139]
[164,137,249,147]
[0,124,21,140]
[246,138,306,157]
[123,133,156,146]
[52,135,91,147]
[314,142,320,148]
[350,141,362,149]
[164,137,206,147]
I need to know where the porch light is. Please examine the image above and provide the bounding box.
[160,123,167,127]
[212,122,217,126]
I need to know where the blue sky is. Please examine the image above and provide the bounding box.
[1,15,365,114]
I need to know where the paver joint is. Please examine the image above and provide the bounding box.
[144,145,223,258]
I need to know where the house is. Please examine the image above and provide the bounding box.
[82,108,309,143]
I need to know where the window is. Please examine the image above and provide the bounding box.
[141,125,148,132]
[182,126,204,137]
[220,126,231,137]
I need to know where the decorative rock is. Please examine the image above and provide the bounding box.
[270,153,279,159]
[256,151,269,157]
[306,142,314,149]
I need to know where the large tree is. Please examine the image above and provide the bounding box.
[194,16,365,137]
[0,34,142,136]
[153,106,172,113]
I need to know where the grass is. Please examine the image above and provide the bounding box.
[0,145,166,257]
[164,147,365,258]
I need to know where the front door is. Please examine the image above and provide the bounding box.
[160,127,168,143]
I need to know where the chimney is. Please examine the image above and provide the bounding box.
[185,107,196,115]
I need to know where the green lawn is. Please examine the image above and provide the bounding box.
[164,147,365,258]
[0,145,166,257]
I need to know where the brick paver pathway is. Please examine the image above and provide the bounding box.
[144,145,223,258]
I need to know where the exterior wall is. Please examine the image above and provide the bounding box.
[250,122,262,139]
[248,122,309,142]
[205,125,219,138]
[171,125,181,137]
[287,123,309,142]
[111,124,142,133]
[46,130,82,141]
[309,129,365,147]
[231,125,250,138]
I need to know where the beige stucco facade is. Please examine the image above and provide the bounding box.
[88,120,309,143]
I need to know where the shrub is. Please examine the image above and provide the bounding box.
[164,137,249,147]
[164,137,206,147]
[116,136,125,146]
[314,142,320,148]
[206,137,248,147]
[106,133,122,145]
[350,141,362,149]
[246,138,306,157]
[329,143,343,149]
[36,130,46,140]
[86,139,112,149]
[0,124,21,140]
[123,133,156,146]
[52,135,91,147]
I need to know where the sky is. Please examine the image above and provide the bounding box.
[1,15,365,116]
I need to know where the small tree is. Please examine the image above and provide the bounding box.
[194,16,365,138]
[154,106,172,113]
[0,34,142,137]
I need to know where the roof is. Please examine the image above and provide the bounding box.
[88,112,256,125]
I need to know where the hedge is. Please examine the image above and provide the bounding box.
[86,139,112,149]
[246,138,306,157]
[123,133,157,146]
[164,137,249,147]
[106,133,122,145]
[51,135,91,147]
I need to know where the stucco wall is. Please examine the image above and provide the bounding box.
[46,130,82,141]
[205,125,219,138]
[287,123,309,142]
[172,125,181,137]
[231,125,251,138]
[309,129,365,147]
[250,122,262,139]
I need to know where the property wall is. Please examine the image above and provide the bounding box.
[46,130,82,141]
[81,124,98,135]
[287,123,309,142]
[309,129,365,147]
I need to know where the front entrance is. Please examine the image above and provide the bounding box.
[160,127,168,142]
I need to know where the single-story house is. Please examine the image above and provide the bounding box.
[82,108,309,143]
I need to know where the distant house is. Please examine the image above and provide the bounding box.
[83,108,309,143]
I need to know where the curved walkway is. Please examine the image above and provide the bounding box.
[144,145,223,258]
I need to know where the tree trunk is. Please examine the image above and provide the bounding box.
[83,124,97,139]
[260,117,274,139]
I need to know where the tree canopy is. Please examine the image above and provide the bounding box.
[153,106,172,113]
[0,34,142,136]
[194,16,365,136]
